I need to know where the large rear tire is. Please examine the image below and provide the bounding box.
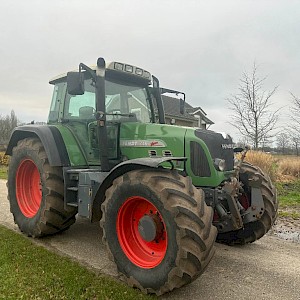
[7,138,77,237]
[100,169,217,295]
[217,162,278,245]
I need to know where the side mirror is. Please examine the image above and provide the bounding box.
[67,72,84,95]
[180,98,185,114]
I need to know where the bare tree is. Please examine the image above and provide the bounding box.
[288,93,300,155]
[276,132,290,154]
[236,136,251,148]
[290,93,300,127]
[0,110,19,143]
[291,135,300,156]
[227,63,280,149]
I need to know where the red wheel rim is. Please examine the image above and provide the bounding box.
[239,193,250,210]
[16,159,42,218]
[116,196,167,268]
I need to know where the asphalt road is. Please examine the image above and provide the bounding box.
[1,179,299,300]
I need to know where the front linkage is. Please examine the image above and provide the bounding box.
[203,148,278,244]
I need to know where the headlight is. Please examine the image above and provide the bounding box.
[214,158,226,171]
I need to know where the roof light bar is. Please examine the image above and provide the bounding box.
[143,71,150,79]
[135,68,143,76]
[114,62,124,71]
[125,65,133,73]
[109,61,151,81]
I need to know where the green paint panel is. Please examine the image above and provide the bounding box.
[184,128,228,187]
[120,123,186,170]
[53,125,87,166]
[119,123,229,187]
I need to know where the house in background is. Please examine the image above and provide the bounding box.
[161,95,214,129]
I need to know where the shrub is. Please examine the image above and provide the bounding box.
[0,152,9,166]
[240,152,300,181]
[277,157,300,178]
[238,150,276,181]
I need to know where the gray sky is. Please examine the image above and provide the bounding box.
[0,0,299,141]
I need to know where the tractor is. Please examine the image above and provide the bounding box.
[6,57,278,295]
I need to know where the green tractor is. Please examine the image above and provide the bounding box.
[6,57,277,295]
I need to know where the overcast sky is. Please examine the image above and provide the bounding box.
[0,0,299,141]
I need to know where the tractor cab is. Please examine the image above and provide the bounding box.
[48,59,165,168]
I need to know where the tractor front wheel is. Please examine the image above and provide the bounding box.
[100,169,217,295]
[7,138,77,237]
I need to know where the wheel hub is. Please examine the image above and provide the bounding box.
[138,214,163,242]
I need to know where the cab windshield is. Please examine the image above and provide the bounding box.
[63,78,154,123]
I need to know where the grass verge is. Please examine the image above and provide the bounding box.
[278,210,300,219]
[276,180,300,219]
[276,181,300,207]
[0,225,153,300]
[0,165,7,180]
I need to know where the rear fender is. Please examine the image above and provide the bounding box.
[6,125,70,167]
[91,156,187,222]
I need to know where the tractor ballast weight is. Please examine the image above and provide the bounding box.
[6,57,278,295]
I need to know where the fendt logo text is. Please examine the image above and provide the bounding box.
[221,144,235,149]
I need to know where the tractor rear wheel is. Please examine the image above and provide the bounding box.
[217,162,278,245]
[100,169,217,295]
[7,138,77,237]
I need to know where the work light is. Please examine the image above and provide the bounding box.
[114,62,124,71]
[125,65,133,73]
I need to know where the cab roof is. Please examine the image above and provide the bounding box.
[49,61,152,85]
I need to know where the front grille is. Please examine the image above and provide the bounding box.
[190,141,211,177]
[194,129,234,171]
[162,150,172,157]
[149,150,157,157]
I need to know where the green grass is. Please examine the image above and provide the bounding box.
[278,211,300,219]
[276,180,300,207]
[0,165,7,180]
[0,225,154,300]
[275,180,300,219]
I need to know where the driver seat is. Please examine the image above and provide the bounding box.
[79,106,94,119]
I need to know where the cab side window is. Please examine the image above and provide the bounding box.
[48,83,66,123]
[64,79,96,120]
[67,92,95,119]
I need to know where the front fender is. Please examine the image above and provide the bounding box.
[91,156,187,222]
[6,125,70,167]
